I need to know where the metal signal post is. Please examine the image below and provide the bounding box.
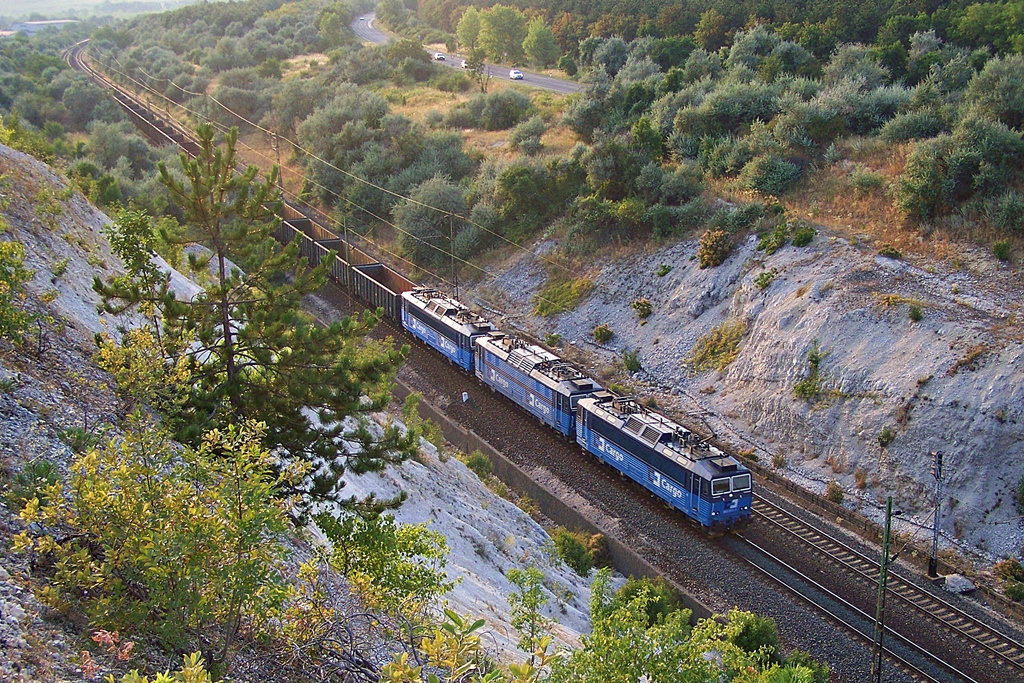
[871,496,897,683]
[929,451,943,577]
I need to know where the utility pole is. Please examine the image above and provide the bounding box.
[871,497,897,683]
[449,212,458,300]
[929,451,943,578]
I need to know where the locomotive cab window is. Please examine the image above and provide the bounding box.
[732,474,751,491]
[711,478,731,496]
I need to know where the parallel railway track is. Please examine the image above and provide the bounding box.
[63,38,1024,683]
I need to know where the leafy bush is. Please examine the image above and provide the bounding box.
[430,68,472,93]
[622,349,642,373]
[656,264,673,277]
[697,229,732,268]
[757,222,789,255]
[908,304,923,321]
[894,117,1024,220]
[790,220,817,247]
[1016,474,1024,515]
[988,192,1024,234]
[631,298,653,319]
[612,576,683,627]
[878,244,902,259]
[1007,582,1024,602]
[463,450,493,479]
[850,166,885,198]
[825,480,844,504]
[794,341,826,401]
[550,527,594,576]
[509,115,546,155]
[995,558,1024,583]
[739,154,802,197]
[113,653,219,683]
[685,319,748,372]
[878,426,896,447]
[879,109,946,143]
[993,240,1012,261]
[754,268,779,290]
[0,240,33,342]
[446,90,533,130]
[4,459,60,512]
[14,421,291,659]
[593,324,613,343]
[545,333,563,347]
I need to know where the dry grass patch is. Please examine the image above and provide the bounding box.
[281,53,328,78]
[540,125,577,156]
[684,318,748,372]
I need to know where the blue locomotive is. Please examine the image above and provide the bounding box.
[576,393,752,530]
[401,287,495,372]
[276,213,753,530]
[474,332,602,438]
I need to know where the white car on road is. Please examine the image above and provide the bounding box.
[433,52,446,61]
[509,69,524,80]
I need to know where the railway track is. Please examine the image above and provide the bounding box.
[63,39,1024,683]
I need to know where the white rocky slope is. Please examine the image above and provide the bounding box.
[477,227,1024,563]
[0,143,593,680]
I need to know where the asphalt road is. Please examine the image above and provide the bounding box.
[351,13,582,95]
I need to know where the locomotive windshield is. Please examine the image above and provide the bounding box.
[732,474,751,491]
[711,478,731,496]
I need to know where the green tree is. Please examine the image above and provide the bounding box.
[315,510,454,621]
[965,54,1024,129]
[457,6,483,54]
[694,9,730,52]
[393,175,468,270]
[479,4,528,64]
[507,567,552,659]
[94,125,415,513]
[523,18,561,69]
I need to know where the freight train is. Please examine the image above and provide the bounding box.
[275,209,752,530]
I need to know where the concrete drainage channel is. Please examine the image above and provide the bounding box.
[393,380,713,624]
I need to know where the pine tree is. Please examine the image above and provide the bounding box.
[95,124,415,514]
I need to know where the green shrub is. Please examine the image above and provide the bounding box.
[877,426,896,447]
[509,115,547,155]
[446,90,533,130]
[685,319,747,372]
[790,220,817,247]
[656,264,672,277]
[739,154,802,197]
[550,527,594,576]
[878,244,902,259]
[1007,582,1024,602]
[544,333,563,347]
[430,68,472,93]
[631,298,653,319]
[697,229,732,268]
[463,450,493,479]
[1016,474,1024,515]
[593,323,613,343]
[825,480,844,504]
[612,576,683,626]
[0,241,33,342]
[908,305,923,322]
[988,192,1024,234]
[994,240,1012,261]
[754,268,778,290]
[850,166,885,198]
[794,341,826,401]
[622,349,642,373]
[14,421,291,659]
[757,222,789,255]
[879,109,945,143]
[995,558,1024,583]
[4,459,60,512]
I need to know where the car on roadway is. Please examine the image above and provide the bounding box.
[460,59,468,68]
[433,52,446,61]
[359,16,365,20]
[509,69,524,80]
